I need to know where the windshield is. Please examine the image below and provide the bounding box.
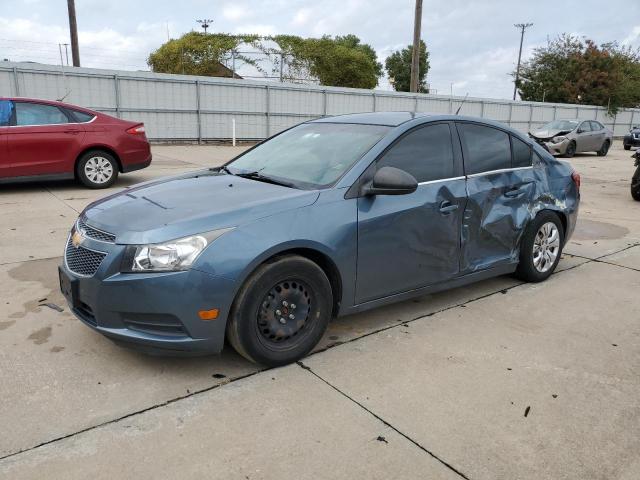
[227,123,391,188]
[541,120,579,131]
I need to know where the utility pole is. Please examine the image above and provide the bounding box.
[197,19,213,34]
[513,22,533,100]
[409,0,423,93]
[67,0,80,67]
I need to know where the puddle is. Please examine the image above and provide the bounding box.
[28,326,52,345]
[7,258,65,320]
[572,219,629,241]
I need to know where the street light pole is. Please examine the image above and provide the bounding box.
[409,0,423,93]
[513,22,533,100]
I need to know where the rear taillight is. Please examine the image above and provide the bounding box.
[571,171,581,191]
[126,124,145,135]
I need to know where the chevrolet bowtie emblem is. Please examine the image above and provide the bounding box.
[71,230,84,248]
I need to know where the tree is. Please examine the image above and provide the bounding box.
[272,34,382,89]
[148,32,383,89]
[515,34,640,114]
[385,40,430,93]
[147,32,260,77]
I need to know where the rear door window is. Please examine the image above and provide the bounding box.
[457,123,511,175]
[376,123,454,183]
[589,121,602,131]
[15,102,69,126]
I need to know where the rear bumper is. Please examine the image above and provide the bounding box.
[122,154,152,173]
[59,237,236,356]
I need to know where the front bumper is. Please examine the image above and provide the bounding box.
[624,136,640,148]
[59,235,236,356]
[541,138,569,155]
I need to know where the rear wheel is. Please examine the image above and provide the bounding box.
[564,141,576,158]
[515,211,564,282]
[596,140,610,157]
[76,151,118,188]
[632,167,640,201]
[226,255,333,367]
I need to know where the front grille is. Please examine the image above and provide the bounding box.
[78,217,116,243]
[65,238,107,276]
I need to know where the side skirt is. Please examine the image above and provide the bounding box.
[0,172,74,185]
[340,263,518,316]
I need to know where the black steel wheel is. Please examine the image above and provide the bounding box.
[226,255,333,366]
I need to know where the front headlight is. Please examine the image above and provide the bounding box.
[126,228,233,272]
[552,136,567,143]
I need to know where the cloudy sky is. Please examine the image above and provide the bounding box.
[1,0,639,99]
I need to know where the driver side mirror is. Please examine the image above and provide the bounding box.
[362,166,418,196]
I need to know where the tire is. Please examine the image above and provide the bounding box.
[564,141,576,158]
[596,140,610,157]
[632,168,640,201]
[515,211,565,283]
[624,144,631,151]
[76,151,119,189]
[226,255,333,367]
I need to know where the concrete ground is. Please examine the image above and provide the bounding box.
[0,143,638,479]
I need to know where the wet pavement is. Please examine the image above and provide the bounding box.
[0,143,638,479]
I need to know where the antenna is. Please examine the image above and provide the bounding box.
[455,93,469,115]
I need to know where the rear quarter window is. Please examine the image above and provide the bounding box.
[69,109,96,123]
[511,136,532,168]
[458,123,511,175]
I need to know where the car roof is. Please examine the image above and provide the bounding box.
[311,111,434,126]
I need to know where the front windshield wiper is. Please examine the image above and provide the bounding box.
[213,165,234,175]
[235,170,296,188]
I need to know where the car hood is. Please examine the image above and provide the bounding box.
[531,129,572,140]
[82,170,320,244]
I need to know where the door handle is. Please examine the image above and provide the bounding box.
[64,130,80,134]
[439,201,459,214]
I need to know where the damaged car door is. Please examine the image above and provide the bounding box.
[456,122,535,272]
[355,122,466,303]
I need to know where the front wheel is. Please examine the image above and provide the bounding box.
[515,211,565,282]
[226,255,333,367]
[564,141,576,158]
[76,151,119,188]
[596,140,610,157]
[624,144,631,151]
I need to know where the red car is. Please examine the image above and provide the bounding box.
[0,97,151,188]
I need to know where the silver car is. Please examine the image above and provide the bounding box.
[530,119,613,157]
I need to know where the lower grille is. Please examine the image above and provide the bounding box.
[65,239,107,276]
[122,313,188,337]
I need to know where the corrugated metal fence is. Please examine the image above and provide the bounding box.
[2,61,638,141]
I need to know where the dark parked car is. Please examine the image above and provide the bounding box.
[0,97,151,188]
[59,112,580,366]
[623,126,640,150]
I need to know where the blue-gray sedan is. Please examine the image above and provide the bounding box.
[59,112,580,366]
